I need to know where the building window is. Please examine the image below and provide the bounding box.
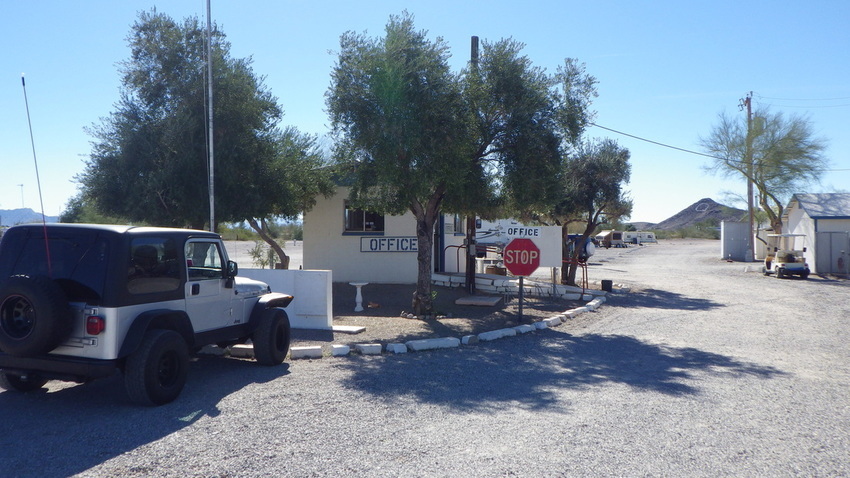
[344,201,384,233]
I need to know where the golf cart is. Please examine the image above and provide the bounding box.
[762,233,810,279]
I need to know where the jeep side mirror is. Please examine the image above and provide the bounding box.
[227,260,238,278]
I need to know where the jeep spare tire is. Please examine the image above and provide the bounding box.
[0,275,73,357]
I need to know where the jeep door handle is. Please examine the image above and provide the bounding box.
[191,283,200,295]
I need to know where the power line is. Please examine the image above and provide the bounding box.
[755,94,850,101]
[589,123,721,160]
[757,102,850,109]
[589,122,848,173]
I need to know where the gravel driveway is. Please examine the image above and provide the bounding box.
[2,239,848,477]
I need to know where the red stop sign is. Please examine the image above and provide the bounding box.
[503,238,540,276]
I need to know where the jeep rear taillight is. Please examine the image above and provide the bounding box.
[86,316,106,335]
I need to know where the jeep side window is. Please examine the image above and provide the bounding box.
[127,238,180,294]
[186,241,224,280]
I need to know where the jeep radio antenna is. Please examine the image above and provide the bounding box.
[21,73,53,277]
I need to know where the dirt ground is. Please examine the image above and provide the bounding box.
[291,282,586,347]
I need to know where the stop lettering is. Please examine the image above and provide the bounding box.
[503,238,540,276]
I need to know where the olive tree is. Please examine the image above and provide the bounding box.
[327,13,596,314]
[78,10,332,267]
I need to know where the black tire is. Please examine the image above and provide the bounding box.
[776,268,784,279]
[0,275,72,357]
[252,308,291,366]
[801,270,810,279]
[124,330,189,406]
[0,371,48,392]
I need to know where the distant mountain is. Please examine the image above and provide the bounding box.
[652,198,746,231]
[627,221,657,230]
[0,208,59,226]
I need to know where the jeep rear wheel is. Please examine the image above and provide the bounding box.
[0,371,48,392]
[0,275,72,356]
[124,330,189,406]
[252,308,291,366]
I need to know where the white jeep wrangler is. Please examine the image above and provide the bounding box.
[0,224,292,405]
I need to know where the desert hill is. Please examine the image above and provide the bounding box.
[651,198,746,231]
[0,208,59,227]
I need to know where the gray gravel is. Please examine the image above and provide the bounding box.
[2,239,849,477]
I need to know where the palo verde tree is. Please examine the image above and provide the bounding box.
[79,10,331,266]
[700,108,828,234]
[539,138,632,286]
[327,13,597,315]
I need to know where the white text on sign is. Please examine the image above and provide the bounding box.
[504,249,539,265]
[506,227,541,238]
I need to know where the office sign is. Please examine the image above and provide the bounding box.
[360,236,418,252]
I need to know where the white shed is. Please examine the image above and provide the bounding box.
[783,193,850,274]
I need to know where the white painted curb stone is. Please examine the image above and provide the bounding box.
[405,337,461,351]
[331,344,350,357]
[462,335,479,345]
[513,324,535,334]
[478,328,517,341]
[230,344,254,358]
[354,343,382,355]
[386,343,408,354]
[291,346,323,359]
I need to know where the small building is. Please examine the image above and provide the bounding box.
[782,193,850,274]
[303,187,561,283]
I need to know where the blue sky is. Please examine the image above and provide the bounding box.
[1,0,848,223]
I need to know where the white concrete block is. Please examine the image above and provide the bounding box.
[462,334,479,345]
[543,317,562,327]
[354,343,383,355]
[534,321,549,330]
[405,337,460,351]
[386,343,408,354]
[230,344,254,358]
[478,328,517,341]
[513,324,535,334]
[331,344,350,356]
[290,346,323,359]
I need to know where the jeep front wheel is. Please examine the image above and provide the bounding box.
[252,308,291,366]
[0,275,72,356]
[0,371,48,392]
[124,329,189,406]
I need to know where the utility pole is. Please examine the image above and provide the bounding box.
[206,0,215,232]
[464,36,480,294]
[740,91,754,262]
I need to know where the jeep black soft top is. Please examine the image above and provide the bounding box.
[0,223,292,405]
[0,223,223,307]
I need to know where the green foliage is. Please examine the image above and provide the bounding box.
[326,13,598,312]
[247,241,276,269]
[217,223,261,241]
[653,222,720,240]
[60,195,133,224]
[700,108,828,233]
[78,10,332,234]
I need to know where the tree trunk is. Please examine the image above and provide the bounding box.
[410,190,443,317]
[412,215,435,317]
[247,218,290,269]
